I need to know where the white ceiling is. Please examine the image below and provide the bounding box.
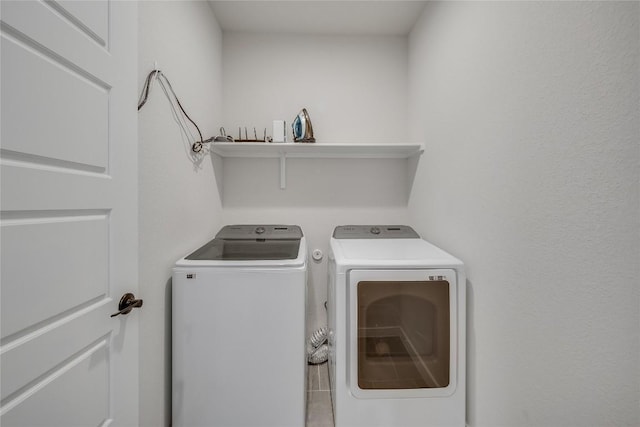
[208,1,428,36]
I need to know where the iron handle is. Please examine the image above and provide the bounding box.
[110,293,143,317]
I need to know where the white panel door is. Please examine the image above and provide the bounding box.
[1,1,138,426]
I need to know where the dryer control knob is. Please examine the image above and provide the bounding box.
[255,226,265,234]
[370,226,381,235]
[312,249,323,261]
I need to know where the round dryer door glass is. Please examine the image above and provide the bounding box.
[348,268,458,399]
[357,280,450,390]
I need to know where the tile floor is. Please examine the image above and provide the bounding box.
[306,363,334,427]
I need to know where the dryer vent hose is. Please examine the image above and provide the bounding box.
[307,327,328,365]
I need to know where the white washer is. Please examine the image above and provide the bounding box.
[328,225,466,427]
[172,225,307,427]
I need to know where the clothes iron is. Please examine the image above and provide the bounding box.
[292,108,316,143]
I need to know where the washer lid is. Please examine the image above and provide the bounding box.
[185,225,303,261]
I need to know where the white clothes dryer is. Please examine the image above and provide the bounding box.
[172,225,307,427]
[328,225,466,427]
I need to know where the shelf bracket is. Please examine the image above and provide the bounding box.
[279,152,286,190]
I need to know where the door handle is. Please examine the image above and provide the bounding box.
[110,293,143,317]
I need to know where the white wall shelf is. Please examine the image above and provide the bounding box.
[211,142,424,159]
[211,142,424,190]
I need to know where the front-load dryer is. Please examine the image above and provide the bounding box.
[328,225,466,427]
[172,225,307,427]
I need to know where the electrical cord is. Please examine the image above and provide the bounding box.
[157,76,199,149]
[138,69,209,153]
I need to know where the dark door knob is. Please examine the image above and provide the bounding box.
[110,292,143,317]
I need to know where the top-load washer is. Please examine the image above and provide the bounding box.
[172,225,307,427]
[328,225,466,427]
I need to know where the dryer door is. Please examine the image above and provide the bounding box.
[347,269,457,398]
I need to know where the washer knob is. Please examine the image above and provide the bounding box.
[370,226,381,235]
[255,226,265,234]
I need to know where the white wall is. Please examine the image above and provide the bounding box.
[138,2,223,426]
[408,2,639,426]
[222,32,408,143]
[220,32,412,330]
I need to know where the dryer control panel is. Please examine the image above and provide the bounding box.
[333,225,420,239]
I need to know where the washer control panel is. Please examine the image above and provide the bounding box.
[332,225,420,239]
[216,225,303,240]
